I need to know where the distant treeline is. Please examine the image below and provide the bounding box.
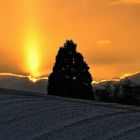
[94,80,140,105]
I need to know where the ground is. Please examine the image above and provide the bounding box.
[0,88,140,140]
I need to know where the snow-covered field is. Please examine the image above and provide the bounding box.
[0,88,140,140]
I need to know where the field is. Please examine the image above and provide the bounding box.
[0,88,140,140]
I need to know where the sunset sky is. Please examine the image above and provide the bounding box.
[0,0,140,81]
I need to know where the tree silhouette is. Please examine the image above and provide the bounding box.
[47,40,94,99]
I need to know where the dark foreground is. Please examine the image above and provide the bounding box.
[0,88,140,140]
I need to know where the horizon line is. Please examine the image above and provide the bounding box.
[0,71,140,84]
[0,72,48,83]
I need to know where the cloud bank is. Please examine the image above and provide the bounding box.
[0,73,48,94]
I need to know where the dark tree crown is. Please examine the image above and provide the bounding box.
[47,40,94,99]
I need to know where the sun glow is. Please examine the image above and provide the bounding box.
[23,28,42,79]
[26,40,41,78]
[20,0,44,79]
[27,42,40,77]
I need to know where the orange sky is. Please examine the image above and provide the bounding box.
[0,0,140,81]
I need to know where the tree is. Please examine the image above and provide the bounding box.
[121,79,133,104]
[47,40,94,99]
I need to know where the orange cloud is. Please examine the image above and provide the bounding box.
[110,0,140,5]
[97,39,112,46]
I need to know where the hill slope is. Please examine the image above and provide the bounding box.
[1,89,140,140]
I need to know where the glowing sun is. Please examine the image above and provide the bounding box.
[25,40,41,78]
[28,43,39,75]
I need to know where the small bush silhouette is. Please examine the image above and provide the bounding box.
[47,40,94,99]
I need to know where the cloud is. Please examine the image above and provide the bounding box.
[97,39,112,46]
[110,0,140,5]
[0,74,48,94]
